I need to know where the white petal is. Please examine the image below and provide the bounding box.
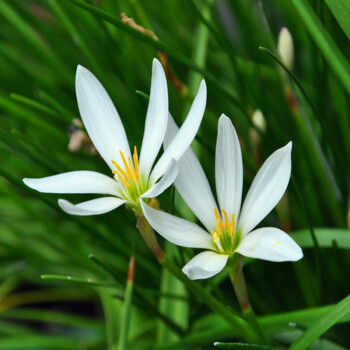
[58,197,126,216]
[163,115,218,232]
[182,251,229,280]
[235,227,303,262]
[238,142,292,236]
[140,201,213,250]
[23,171,120,196]
[150,80,207,182]
[141,159,178,199]
[215,115,243,226]
[76,65,130,170]
[138,59,168,178]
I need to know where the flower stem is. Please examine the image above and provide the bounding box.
[136,213,165,261]
[136,214,257,343]
[117,249,135,350]
[228,255,269,345]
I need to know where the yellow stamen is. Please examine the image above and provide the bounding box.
[133,146,139,178]
[216,218,222,235]
[128,157,137,181]
[222,208,228,230]
[212,207,238,253]
[228,222,234,237]
[214,207,224,230]
[111,160,128,182]
[214,207,220,221]
[116,172,131,187]
[119,151,133,180]
[211,231,219,243]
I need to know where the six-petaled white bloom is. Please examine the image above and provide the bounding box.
[141,115,303,280]
[23,59,207,215]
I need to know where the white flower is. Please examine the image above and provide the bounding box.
[141,115,303,280]
[23,59,207,215]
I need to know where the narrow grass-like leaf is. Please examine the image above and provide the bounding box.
[66,0,245,113]
[0,308,103,331]
[290,0,350,96]
[41,274,121,288]
[291,228,350,249]
[289,294,350,349]
[117,250,135,350]
[10,94,60,119]
[214,343,284,350]
[324,0,350,40]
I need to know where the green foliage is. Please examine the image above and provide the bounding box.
[324,0,350,40]
[0,0,349,349]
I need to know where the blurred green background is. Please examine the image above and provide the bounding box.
[0,0,349,349]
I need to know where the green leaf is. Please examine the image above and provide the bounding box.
[289,294,350,349]
[157,243,189,345]
[214,343,284,350]
[117,251,135,350]
[66,0,245,113]
[324,0,350,40]
[291,228,350,249]
[290,0,350,97]
[41,274,121,288]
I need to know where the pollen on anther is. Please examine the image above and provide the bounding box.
[133,146,140,178]
[222,208,228,230]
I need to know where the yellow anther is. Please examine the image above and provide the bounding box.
[211,231,219,243]
[133,146,139,178]
[216,218,223,235]
[222,208,228,230]
[127,157,137,181]
[214,207,224,233]
[116,172,131,187]
[111,147,142,194]
[228,222,234,237]
[111,160,128,182]
[119,151,133,180]
[212,207,237,254]
[214,207,220,221]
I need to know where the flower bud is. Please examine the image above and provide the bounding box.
[252,109,266,133]
[250,109,266,165]
[277,27,294,70]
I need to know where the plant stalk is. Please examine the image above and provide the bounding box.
[136,214,257,343]
[228,255,269,345]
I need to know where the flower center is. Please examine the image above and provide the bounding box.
[111,146,147,204]
[211,208,240,255]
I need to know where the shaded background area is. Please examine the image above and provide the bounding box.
[0,0,349,349]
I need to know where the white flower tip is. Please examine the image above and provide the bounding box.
[151,57,167,85]
[193,79,207,107]
[76,64,88,76]
[218,113,232,126]
[199,79,207,93]
[58,199,68,212]
[219,113,229,121]
[182,265,197,280]
[277,141,292,157]
[284,141,293,153]
[22,178,32,188]
[293,246,303,261]
[58,198,65,205]
[152,57,162,69]
[23,178,41,191]
[76,65,95,87]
